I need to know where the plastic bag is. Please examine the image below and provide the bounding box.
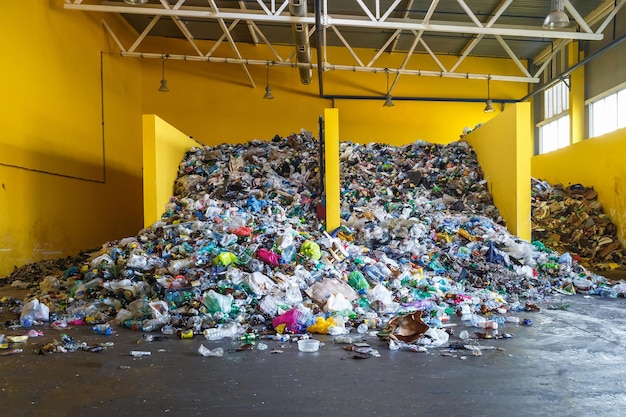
[149,300,170,324]
[324,293,353,312]
[126,254,149,270]
[230,226,252,237]
[348,271,370,293]
[300,240,322,260]
[198,344,224,357]
[416,328,449,348]
[257,248,280,266]
[271,308,302,333]
[306,316,335,334]
[213,251,238,266]
[370,283,393,305]
[20,299,50,323]
[243,271,277,296]
[305,278,358,306]
[202,290,233,314]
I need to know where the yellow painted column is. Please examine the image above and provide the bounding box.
[569,42,585,144]
[324,108,341,232]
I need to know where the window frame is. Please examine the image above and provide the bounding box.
[536,78,570,154]
[586,81,626,138]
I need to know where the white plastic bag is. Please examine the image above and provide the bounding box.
[370,283,393,305]
[324,293,353,312]
[20,299,50,322]
[202,290,233,314]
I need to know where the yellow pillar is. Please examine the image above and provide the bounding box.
[324,108,341,232]
[569,41,585,144]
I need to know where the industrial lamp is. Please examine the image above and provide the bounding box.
[484,75,494,113]
[543,0,570,29]
[124,0,149,5]
[383,69,394,107]
[159,56,169,92]
[263,63,274,99]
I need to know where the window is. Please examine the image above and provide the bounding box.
[588,85,626,138]
[537,79,570,154]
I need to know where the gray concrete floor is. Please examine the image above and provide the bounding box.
[1,290,626,417]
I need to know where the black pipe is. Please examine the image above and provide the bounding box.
[315,0,325,97]
[518,32,626,102]
[324,95,514,104]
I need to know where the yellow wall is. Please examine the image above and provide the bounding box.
[0,2,536,277]
[532,128,626,247]
[142,115,199,227]
[0,2,144,277]
[466,103,532,240]
[139,37,527,146]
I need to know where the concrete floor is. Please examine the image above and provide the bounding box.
[1,290,626,417]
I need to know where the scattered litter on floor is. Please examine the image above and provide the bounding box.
[1,132,624,359]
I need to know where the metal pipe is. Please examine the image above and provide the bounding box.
[315,0,325,97]
[519,31,626,102]
[323,94,513,104]
[290,0,312,85]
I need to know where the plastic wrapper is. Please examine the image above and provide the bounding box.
[198,344,224,357]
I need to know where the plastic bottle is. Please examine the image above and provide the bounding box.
[92,324,113,335]
[334,335,354,344]
[470,314,498,330]
[281,245,296,264]
[493,316,506,326]
[357,323,368,334]
[363,265,385,283]
[269,334,290,342]
[600,287,618,299]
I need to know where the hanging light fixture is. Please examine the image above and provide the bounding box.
[383,68,394,107]
[158,55,169,92]
[484,75,494,113]
[263,62,274,99]
[543,0,570,29]
[124,0,149,4]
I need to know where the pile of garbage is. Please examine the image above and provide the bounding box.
[1,133,623,353]
[531,178,625,270]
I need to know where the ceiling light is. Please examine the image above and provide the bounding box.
[484,75,494,113]
[159,56,169,92]
[124,0,149,5]
[263,63,274,99]
[543,0,569,29]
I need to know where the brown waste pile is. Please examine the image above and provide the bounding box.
[531,178,625,271]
